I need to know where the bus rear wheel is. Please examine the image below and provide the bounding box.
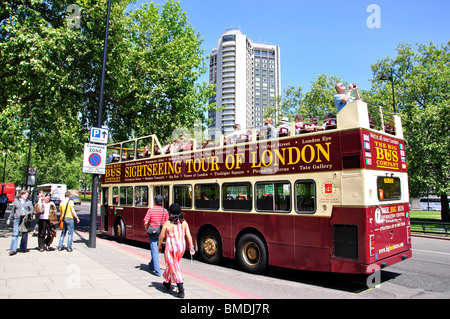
[236,233,267,274]
[199,228,222,265]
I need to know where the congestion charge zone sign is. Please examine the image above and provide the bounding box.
[83,143,107,174]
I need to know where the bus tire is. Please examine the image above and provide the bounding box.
[199,228,222,265]
[236,233,267,274]
[115,219,126,243]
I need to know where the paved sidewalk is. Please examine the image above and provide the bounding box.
[0,207,254,300]
[0,218,152,298]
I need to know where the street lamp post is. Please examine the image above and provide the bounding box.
[379,71,397,113]
[89,0,112,248]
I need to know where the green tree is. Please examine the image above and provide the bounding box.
[303,74,342,119]
[268,74,342,122]
[0,0,214,188]
[369,42,450,221]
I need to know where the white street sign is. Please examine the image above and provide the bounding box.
[90,127,109,144]
[82,143,107,174]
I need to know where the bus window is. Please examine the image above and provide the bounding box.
[377,177,401,201]
[107,144,121,163]
[174,185,192,208]
[153,185,169,209]
[112,187,119,205]
[195,184,219,210]
[256,182,291,212]
[295,180,316,214]
[120,186,133,206]
[121,141,136,162]
[135,186,148,207]
[223,182,252,211]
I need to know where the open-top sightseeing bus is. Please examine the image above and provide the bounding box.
[100,100,411,275]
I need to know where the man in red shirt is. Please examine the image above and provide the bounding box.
[143,195,168,276]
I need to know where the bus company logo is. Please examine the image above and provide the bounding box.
[321,181,336,197]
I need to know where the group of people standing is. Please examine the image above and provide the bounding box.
[6,190,79,255]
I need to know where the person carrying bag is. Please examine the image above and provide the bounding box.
[58,200,69,230]
[143,195,168,276]
[57,192,80,252]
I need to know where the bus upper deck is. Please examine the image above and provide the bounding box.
[105,100,404,165]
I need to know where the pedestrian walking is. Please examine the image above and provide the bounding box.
[57,192,80,252]
[143,195,169,276]
[158,203,195,298]
[6,190,33,255]
[36,193,58,251]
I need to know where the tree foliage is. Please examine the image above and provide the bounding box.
[268,74,343,121]
[369,42,450,220]
[0,0,214,188]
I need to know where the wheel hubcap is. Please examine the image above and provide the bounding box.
[243,242,260,265]
[203,237,217,257]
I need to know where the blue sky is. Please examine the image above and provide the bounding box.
[129,0,449,92]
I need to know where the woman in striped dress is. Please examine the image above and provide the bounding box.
[158,203,194,298]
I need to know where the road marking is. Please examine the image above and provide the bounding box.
[413,249,450,256]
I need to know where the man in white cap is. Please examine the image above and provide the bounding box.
[277,116,291,136]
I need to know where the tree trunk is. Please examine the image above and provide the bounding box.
[441,194,450,222]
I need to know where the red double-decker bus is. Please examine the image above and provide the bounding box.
[100,100,411,274]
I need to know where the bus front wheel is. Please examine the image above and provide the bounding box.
[199,228,222,265]
[236,233,267,274]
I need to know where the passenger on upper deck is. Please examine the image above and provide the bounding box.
[108,149,119,163]
[161,141,171,154]
[141,144,151,158]
[294,114,304,135]
[334,82,361,113]
[258,117,276,139]
[277,117,291,136]
[316,112,337,131]
[225,124,245,144]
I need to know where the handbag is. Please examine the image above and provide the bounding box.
[33,201,44,216]
[58,200,70,229]
[146,209,166,237]
[19,205,33,232]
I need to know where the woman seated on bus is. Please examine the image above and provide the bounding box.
[138,144,151,158]
[258,117,275,140]
[294,114,304,135]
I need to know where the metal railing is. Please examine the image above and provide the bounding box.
[411,221,450,236]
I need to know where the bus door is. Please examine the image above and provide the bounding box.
[101,187,109,232]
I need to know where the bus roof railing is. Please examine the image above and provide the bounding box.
[106,100,403,163]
